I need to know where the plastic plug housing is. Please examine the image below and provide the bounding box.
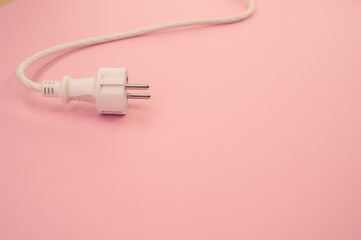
[41,68,150,114]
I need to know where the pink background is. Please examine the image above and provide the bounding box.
[1,0,361,239]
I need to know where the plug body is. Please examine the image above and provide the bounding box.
[41,68,150,114]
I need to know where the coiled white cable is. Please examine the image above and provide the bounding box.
[16,0,255,92]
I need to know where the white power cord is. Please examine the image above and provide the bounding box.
[16,0,255,114]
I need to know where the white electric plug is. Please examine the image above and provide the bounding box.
[16,1,255,115]
[41,68,150,114]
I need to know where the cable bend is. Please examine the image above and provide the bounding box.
[16,0,255,92]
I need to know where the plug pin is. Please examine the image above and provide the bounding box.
[125,83,149,90]
[127,93,151,99]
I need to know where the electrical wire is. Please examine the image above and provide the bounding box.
[16,0,255,92]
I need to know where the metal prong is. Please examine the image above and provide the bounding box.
[125,83,149,90]
[127,93,151,99]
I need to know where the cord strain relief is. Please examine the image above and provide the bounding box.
[41,80,60,97]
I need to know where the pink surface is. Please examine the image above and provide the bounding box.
[1,0,361,239]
